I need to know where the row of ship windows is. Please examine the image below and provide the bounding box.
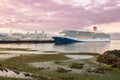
[66,34,110,37]
[66,35,110,38]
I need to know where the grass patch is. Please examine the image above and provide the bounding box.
[0,54,69,74]
[34,69,120,80]
[59,52,100,55]
[0,54,120,80]
[0,54,69,80]
[0,77,29,80]
[5,54,69,63]
[0,48,37,51]
[0,52,9,54]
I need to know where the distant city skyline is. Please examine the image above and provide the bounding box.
[0,0,120,33]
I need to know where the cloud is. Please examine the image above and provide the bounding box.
[86,22,120,33]
[0,0,119,32]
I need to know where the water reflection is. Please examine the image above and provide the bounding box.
[0,43,55,51]
[0,40,119,54]
[109,40,120,50]
[65,55,93,59]
[54,42,110,53]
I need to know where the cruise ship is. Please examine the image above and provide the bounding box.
[53,27,110,44]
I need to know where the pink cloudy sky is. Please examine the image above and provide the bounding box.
[0,0,120,33]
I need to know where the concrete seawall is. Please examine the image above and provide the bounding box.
[0,40,54,43]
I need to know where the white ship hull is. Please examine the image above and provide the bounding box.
[53,36,110,44]
[67,37,110,42]
[53,28,110,44]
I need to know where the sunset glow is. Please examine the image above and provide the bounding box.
[0,0,119,33]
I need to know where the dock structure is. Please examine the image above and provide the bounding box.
[0,30,55,43]
[0,40,54,43]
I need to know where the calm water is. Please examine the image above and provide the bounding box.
[0,40,119,54]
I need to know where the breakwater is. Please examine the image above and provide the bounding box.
[0,40,54,43]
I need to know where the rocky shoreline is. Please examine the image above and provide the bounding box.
[97,50,120,69]
[0,48,120,80]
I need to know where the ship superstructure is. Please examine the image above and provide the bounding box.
[53,27,110,44]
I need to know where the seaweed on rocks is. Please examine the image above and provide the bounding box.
[70,63,84,69]
[56,67,71,73]
[97,50,120,69]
